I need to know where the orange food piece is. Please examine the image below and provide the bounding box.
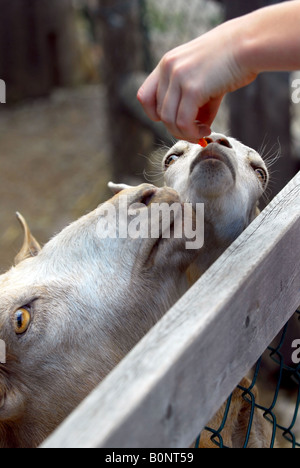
[198,138,208,148]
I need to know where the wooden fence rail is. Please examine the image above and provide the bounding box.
[41,171,300,448]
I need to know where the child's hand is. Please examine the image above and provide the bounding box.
[137,18,258,142]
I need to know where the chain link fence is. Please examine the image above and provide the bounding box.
[196,310,300,448]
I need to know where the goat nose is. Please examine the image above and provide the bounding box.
[204,135,232,149]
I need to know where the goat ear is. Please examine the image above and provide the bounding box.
[14,212,41,266]
[108,181,134,195]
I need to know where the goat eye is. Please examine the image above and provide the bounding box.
[165,154,180,169]
[14,308,31,335]
[255,168,267,186]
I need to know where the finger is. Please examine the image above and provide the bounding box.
[159,81,182,138]
[175,93,208,142]
[196,96,224,128]
[196,124,212,139]
[156,67,173,119]
[137,69,161,122]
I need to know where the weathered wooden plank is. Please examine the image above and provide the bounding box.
[41,172,300,449]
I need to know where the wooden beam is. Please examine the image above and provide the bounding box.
[41,172,300,448]
[98,0,154,183]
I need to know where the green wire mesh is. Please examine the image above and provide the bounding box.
[195,310,300,448]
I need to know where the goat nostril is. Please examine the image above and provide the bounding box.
[217,138,232,149]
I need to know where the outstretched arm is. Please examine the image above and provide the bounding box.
[137,1,300,142]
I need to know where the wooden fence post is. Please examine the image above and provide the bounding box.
[98,0,154,183]
[0,0,78,102]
